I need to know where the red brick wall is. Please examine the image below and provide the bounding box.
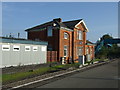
[47,51,57,62]
[27,21,94,63]
[85,45,95,60]
[73,23,87,62]
[28,28,72,63]
[59,29,72,63]
[28,28,59,51]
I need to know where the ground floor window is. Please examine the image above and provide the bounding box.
[90,48,93,55]
[77,47,83,56]
[86,47,89,54]
[64,45,68,57]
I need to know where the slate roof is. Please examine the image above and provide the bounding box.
[25,21,53,31]
[63,19,82,29]
[86,40,95,45]
[25,18,83,32]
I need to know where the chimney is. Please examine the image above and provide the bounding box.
[53,18,62,22]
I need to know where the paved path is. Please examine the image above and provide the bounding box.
[38,60,119,88]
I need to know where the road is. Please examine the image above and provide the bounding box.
[38,60,119,88]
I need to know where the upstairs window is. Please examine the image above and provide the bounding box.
[64,45,68,57]
[47,26,53,37]
[77,30,83,40]
[64,32,68,39]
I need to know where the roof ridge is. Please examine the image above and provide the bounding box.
[25,21,53,31]
[63,19,82,23]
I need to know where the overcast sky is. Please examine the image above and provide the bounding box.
[2,2,118,43]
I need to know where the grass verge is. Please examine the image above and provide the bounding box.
[1,63,80,84]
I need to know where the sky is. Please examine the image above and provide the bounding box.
[2,2,118,43]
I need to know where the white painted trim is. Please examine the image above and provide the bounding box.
[60,27,73,32]
[64,32,68,39]
[75,20,89,32]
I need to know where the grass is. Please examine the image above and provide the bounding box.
[2,63,80,83]
[2,67,50,83]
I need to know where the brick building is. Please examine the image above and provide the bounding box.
[25,18,94,64]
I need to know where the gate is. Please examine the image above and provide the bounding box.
[47,51,57,62]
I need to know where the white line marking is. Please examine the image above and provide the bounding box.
[10,62,107,89]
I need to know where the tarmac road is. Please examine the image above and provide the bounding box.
[38,60,119,88]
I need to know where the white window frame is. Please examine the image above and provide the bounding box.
[25,46,31,51]
[77,30,83,40]
[47,26,53,37]
[64,45,68,57]
[64,32,68,39]
[33,46,38,51]
[13,45,20,51]
[2,45,10,51]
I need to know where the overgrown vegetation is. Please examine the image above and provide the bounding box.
[95,34,120,59]
[96,44,120,59]
[1,63,81,84]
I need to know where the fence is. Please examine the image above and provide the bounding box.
[47,51,57,62]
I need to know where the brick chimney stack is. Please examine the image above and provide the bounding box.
[53,18,62,23]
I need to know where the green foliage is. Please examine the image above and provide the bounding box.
[97,46,109,59]
[96,44,120,59]
[2,63,81,83]
[107,44,120,58]
[2,67,50,83]
[100,34,113,41]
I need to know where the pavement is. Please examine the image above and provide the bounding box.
[38,60,119,88]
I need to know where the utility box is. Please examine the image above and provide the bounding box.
[78,55,85,65]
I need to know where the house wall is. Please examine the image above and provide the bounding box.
[85,45,95,61]
[0,43,47,68]
[73,23,87,62]
[28,29,59,51]
[59,29,72,63]
[28,28,60,61]
[27,21,95,64]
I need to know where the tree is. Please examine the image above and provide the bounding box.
[96,46,109,59]
[100,34,113,41]
[108,44,120,59]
